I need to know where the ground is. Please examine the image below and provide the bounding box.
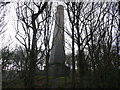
[2,75,74,88]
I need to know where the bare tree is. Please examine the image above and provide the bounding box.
[66,2,76,88]
[0,2,10,35]
[65,2,119,88]
[15,1,48,88]
[40,2,53,87]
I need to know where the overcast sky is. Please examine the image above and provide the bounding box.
[1,1,78,54]
[0,2,17,49]
[1,1,118,54]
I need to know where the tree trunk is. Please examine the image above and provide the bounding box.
[46,52,49,87]
[72,23,75,88]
